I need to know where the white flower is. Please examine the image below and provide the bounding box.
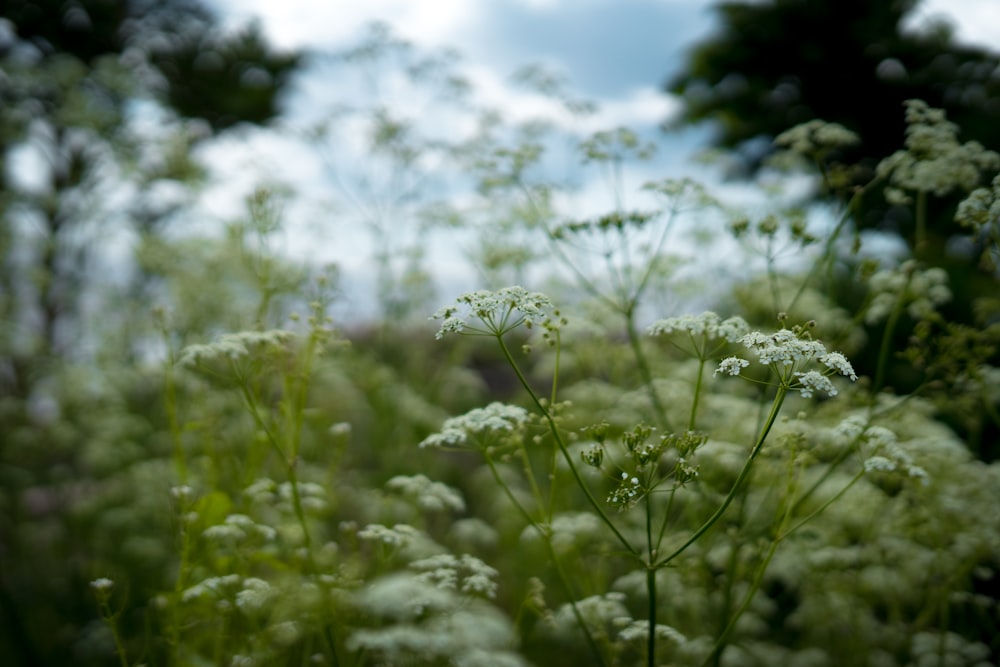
[386,474,466,512]
[90,578,114,593]
[179,329,295,366]
[715,356,750,377]
[430,286,562,339]
[794,370,837,398]
[876,100,1000,200]
[419,402,529,449]
[648,311,750,343]
[864,456,897,473]
[818,352,858,381]
[775,119,859,155]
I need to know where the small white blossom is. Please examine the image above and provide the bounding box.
[864,456,897,473]
[876,99,1000,200]
[648,312,750,343]
[818,352,858,380]
[90,578,114,593]
[386,474,466,512]
[715,356,750,377]
[420,402,529,449]
[179,329,295,366]
[794,370,837,398]
[430,286,562,339]
[775,119,860,156]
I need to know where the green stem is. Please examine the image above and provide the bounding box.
[625,314,673,431]
[689,356,707,431]
[495,335,639,557]
[654,386,787,569]
[872,287,907,398]
[483,456,609,667]
[645,490,657,667]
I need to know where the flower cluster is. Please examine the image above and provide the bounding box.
[409,553,499,599]
[864,260,951,325]
[430,286,563,340]
[419,402,529,449]
[774,119,860,156]
[715,325,857,398]
[955,173,1000,233]
[860,426,928,482]
[647,311,749,343]
[876,100,1000,204]
[178,329,295,366]
[386,474,466,513]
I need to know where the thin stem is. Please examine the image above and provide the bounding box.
[625,314,673,431]
[495,335,639,557]
[645,490,657,667]
[689,356,707,431]
[872,286,907,398]
[654,386,787,569]
[483,456,609,667]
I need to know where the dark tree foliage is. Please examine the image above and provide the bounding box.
[1,0,301,129]
[667,0,1000,183]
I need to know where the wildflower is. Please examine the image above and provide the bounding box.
[864,260,951,324]
[90,578,114,593]
[876,100,999,203]
[419,402,529,449]
[358,523,422,547]
[430,286,563,340]
[714,325,856,397]
[235,578,273,615]
[386,474,466,512]
[775,119,860,156]
[715,356,749,377]
[648,311,749,343]
[793,370,837,398]
[178,329,295,366]
[409,553,499,599]
[955,174,1000,232]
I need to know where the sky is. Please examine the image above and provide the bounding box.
[197,0,1000,317]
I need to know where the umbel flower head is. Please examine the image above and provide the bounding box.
[876,99,1000,204]
[430,286,564,340]
[715,323,857,398]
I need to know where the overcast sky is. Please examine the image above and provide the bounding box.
[196,0,1000,315]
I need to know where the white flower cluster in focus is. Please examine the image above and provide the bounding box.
[715,326,857,398]
[430,286,563,340]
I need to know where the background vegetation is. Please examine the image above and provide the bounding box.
[1,1,998,666]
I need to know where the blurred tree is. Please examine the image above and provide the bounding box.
[666,0,1000,182]
[0,2,301,664]
[0,0,301,392]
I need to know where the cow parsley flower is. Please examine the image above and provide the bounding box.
[864,260,951,325]
[648,311,749,344]
[431,286,563,340]
[409,553,499,599]
[419,402,530,450]
[179,329,295,366]
[775,119,860,156]
[715,325,856,397]
[386,474,466,512]
[876,100,1000,203]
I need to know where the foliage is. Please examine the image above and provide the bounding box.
[1,16,999,667]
